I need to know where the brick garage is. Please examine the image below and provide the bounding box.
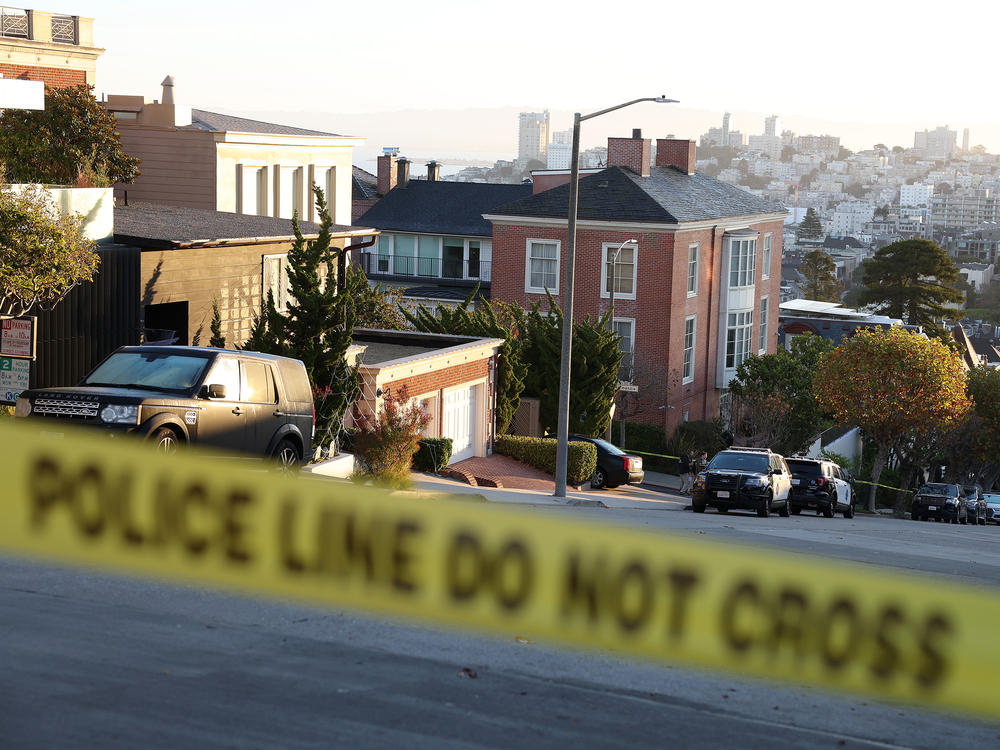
[486,133,787,436]
[350,330,503,463]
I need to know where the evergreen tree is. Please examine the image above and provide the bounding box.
[796,207,824,240]
[240,289,283,353]
[798,249,843,302]
[350,266,407,329]
[857,239,964,338]
[403,287,526,434]
[209,299,226,348]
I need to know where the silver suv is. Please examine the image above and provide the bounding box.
[15,346,314,468]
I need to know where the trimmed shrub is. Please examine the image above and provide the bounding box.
[494,434,597,486]
[413,438,453,473]
[612,422,668,454]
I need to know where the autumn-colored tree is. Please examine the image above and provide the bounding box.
[0,185,99,317]
[798,249,843,302]
[814,326,971,512]
[351,385,430,488]
[0,84,140,186]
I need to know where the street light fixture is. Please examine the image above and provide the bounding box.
[554,96,678,499]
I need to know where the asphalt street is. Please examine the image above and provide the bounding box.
[2,504,999,749]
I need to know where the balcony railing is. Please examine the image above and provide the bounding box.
[359,252,491,284]
[0,7,79,44]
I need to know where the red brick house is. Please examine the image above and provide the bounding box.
[485,132,788,433]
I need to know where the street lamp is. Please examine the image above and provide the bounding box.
[554,96,678,499]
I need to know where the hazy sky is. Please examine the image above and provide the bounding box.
[59,0,1000,155]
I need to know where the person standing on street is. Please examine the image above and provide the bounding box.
[678,450,694,494]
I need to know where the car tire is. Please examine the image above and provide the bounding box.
[791,507,801,515]
[757,492,771,518]
[150,426,180,454]
[778,498,790,517]
[822,503,835,519]
[979,517,986,526]
[272,438,302,473]
[692,502,706,513]
[844,503,855,519]
[591,468,607,489]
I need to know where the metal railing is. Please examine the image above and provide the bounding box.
[359,252,492,283]
[50,14,76,43]
[0,6,28,38]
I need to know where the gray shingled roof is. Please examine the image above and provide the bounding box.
[188,109,344,137]
[353,166,379,201]
[490,166,786,224]
[358,181,533,236]
[113,202,368,248]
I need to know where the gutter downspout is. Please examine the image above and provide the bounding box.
[338,234,378,292]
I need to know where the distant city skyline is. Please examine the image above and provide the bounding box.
[53,0,1000,155]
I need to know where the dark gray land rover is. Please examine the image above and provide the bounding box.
[14,346,314,467]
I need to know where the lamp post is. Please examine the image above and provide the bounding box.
[554,96,678,499]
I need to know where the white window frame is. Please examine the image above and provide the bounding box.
[687,242,699,297]
[762,233,772,280]
[725,310,754,370]
[524,238,561,294]
[612,317,635,383]
[759,296,769,353]
[728,238,757,288]
[600,242,638,300]
[682,315,696,384]
[262,253,290,313]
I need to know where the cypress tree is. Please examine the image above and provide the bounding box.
[209,299,227,348]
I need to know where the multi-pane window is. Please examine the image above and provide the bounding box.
[602,243,637,299]
[759,296,769,353]
[729,238,757,288]
[613,318,635,382]
[762,233,773,280]
[525,240,559,293]
[725,310,754,369]
[682,315,696,383]
[687,243,699,296]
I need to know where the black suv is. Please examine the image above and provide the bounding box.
[911,483,966,524]
[962,485,988,526]
[691,447,792,517]
[785,457,856,519]
[14,346,314,467]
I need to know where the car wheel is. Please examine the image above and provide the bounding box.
[150,426,180,454]
[272,438,302,473]
[979,517,987,526]
[844,502,855,519]
[791,507,801,515]
[822,502,835,519]
[778,497,790,517]
[757,492,772,518]
[692,502,706,513]
[591,468,607,489]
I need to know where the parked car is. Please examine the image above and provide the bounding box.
[984,493,1000,525]
[785,457,855,518]
[14,346,314,468]
[961,485,988,526]
[691,447,792,517]
[561,434,644,489]
[910,483,967,524]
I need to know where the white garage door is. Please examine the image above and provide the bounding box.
[443,386,476,463]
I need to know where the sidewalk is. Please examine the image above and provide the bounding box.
[641,469,681,492]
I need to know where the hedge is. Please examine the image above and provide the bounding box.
[413,437,453,473]
[494,434,597,486]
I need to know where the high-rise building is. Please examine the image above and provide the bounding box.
[518,110,550,165]
[722,112,731,145]
[963,128,970,154]
[764,115,780,138]
[914,126,957,161]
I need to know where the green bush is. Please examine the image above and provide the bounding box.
[413,438,453,473]
[494,434,597,486]
[613,422,667,454]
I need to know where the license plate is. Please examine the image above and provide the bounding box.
[927,505,937,511]
[716,490,730,498]
[790,479,800,485]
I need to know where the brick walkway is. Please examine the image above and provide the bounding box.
[446,454,559,491]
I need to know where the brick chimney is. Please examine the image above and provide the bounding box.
[377,153,398,195]
[656,138,697,175]
[607,128,651,177]
[426,160,441,181]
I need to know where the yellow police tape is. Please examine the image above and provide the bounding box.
[1,420,998,720]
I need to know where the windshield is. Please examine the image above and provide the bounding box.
[83,352,211,392]
[708,451,769,473]
[786,460,822,477]
[919,484,958,497]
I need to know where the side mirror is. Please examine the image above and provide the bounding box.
[201,383,226,399]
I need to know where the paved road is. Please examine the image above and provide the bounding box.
[2,506,998,749]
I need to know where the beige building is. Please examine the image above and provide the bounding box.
[0,6,102,87]
[104,77,363,226]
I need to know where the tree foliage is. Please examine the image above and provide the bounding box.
[857,239,964,338]
[350,266,408,329]
[814,326,971,511]
[0,84,140,186]
[728,334,834,456]
[798,249,843,302]
[0,185,99,317]
[403,289,526,434]
[351,385,430,488]
[796,207,823,240]
[209,299,226,348]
